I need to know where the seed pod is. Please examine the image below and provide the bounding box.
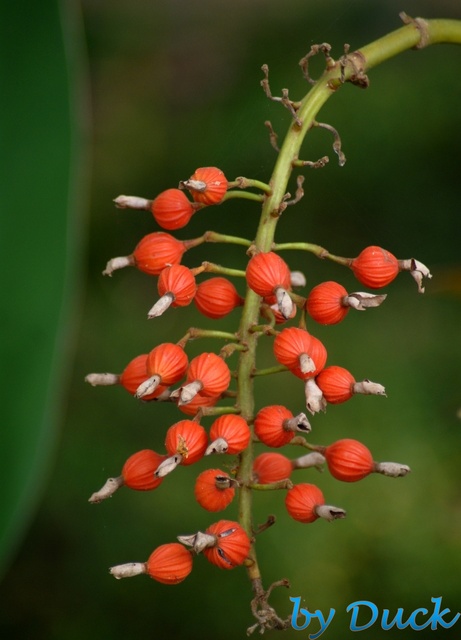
[103,232,186,277]
[85,354,168,400]
[323,438,375,482]
[316,365,386,404]
[194,469,236,512]
[136,343,188,398]
[146,543,193,584]
[273,327,327,379]
[254,405,311,448]
[164,420,208,467]
[246,252,293,319]
[305,281,349,325]
[252,452,293,484]
[194,277,244,319]
[203,520,251,570]
[206,414,251,455]
[285,483,346,523]
[351,246,399,289]
[148,264,197,318]
[151,188,195,230]
[181,166,228,205]
[88,449,165,503]
[176,353,231,404]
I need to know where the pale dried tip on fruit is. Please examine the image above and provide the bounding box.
[304,378,327,415]
[84,372,119,386]
[178,380,202,405]
[180,178,207,193]
[155,454,183,478]
[88,476,124,503]
[292,451,326,470]
[135,375,161,399]
[374,461,411,477]
[290,270,307,288]
[113,195,150,210]
[299,353,316,375]
[353,379,386,396]
[344,292,387,310]
[102,255,134,276]
[205,437,229,455]
[147,293,174,319]
[315,505,347,522]
[177,531,216,553]
[275,287,294,319]
[285,413,311,433]
[399,258,432,293]
[109,562,146,579]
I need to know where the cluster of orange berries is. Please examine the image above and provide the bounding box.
[87,165,425,587]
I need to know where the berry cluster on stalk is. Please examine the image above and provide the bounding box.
[85,39,434,634]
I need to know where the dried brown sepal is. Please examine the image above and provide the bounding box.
[275,286,294,320]
[103,255,135,276]
[88,476,124,503]
[292,451,326,470]
[352,379,386,396]
[398,258,432,293]
[147,293,175,318]
[343,292,387,310]
[284,412,312,434]
[135,375,161,399]
[85,373,119,386]
[154,454,182,478]
[374,461,411,477]
[177,531,216,553]
[109,562,147,579]
[314,504,347,521]
[304,378,327,415]
[113,195,151,210]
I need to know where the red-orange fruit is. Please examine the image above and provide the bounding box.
[252,452,293,484]
[132,232,186,275]
[209,414,251,454]
[122,449,165,491]
[306,281,349,325]
[185,353,231,397]
[187,167,228,205]
[203,520,251,570]
[146,343,188,386]
[194,469,235,512]
[119,354,168,399]
[273,328,327,379]
[151,188,195,230]
[194,277,243,319]
[351,245,399,289]
[246,251,291,297]
[315,365,355,404]
[177,392,220,416]
[165,420,208,465]
[157,264,197,307]
[146,543,193,584]
[324,438,374,482]
[285,483,325,523]
[253,405,296,448]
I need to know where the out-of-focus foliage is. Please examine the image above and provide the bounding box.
[1,0,461,639]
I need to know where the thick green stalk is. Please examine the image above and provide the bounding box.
[234,16,461,605]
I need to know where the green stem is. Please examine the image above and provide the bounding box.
[235,16,461,594]
[222,190,264,204]
[184,230,252,250]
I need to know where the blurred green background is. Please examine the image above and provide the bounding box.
[1,0,461,638]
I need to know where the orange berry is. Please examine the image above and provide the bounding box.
[165,420,208,465]
[208,414,251,454]
[132,232,186,275]
[203,520,251,570]
[151,188,195,230]
[273,327,327,379]
[158,264,197,307]
[252,452,293,484]
[177,392,220,416]
[324,438,374,482]
[185,353,231,397]
[285,483,325,523]
[351,246,399,289]
[119,354,168,399]
[246,251,291,297]
[146,343,188,386]
[254,405,302,448]
[185,166,228,205]
[194,277,243,319]
[146,543,193,584]
[122,449,165,491]
[315,365,355,404]
[305,281,349,325]
[194,469,235,512]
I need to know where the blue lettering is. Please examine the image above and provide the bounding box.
[427,596,460,630]
[347,600,378,631]
[381,607,408,630]
[407,607,429,630]
[290,597,315,631]
[309,608,335,639]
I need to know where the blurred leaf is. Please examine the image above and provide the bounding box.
[0,0,86,576]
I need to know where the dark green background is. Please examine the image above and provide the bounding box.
[1,0,461,638]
